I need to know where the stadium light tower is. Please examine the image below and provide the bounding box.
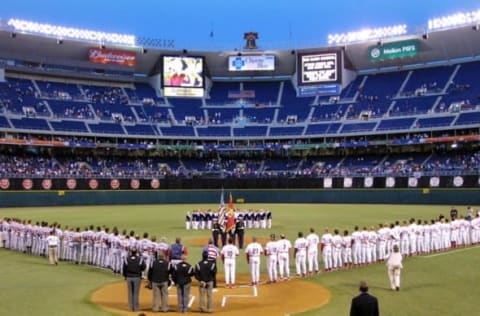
[327,24,407,45]
[428,9,480,31]
[6,18,136,46]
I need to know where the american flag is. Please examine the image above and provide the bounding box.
[218,187,226,230]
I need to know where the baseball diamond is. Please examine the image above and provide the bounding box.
[91,274,331,315]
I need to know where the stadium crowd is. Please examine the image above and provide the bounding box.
[0,150,478,179]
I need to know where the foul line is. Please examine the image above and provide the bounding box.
[221,285,258,308]
[422,245,480,258]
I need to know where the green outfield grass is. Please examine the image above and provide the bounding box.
[1,203,479,316]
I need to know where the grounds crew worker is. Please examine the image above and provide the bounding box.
[195,251,217,313]
[122,247,146,312]
[148,252,172,312]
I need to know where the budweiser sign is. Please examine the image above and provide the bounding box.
[89,48,136,66]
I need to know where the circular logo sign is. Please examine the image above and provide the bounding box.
[364,177,374,188]
[429,177,440,187]
[89,179,98,190]
[150,178,160,189]
[42,179,52,190]
[344,177,352,188]
[23,179,33,190]
[370,47,381,59]
[386,177,395,188]
[66,178,77,190]
[453,176,463,187]
[110,179,120,189]
[130,179,140,189]
[408,177,418,187]
[323,177,332,188]
[0,178,10,190]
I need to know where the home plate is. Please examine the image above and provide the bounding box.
[221,285,258,307]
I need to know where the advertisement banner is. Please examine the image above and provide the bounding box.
[227,90,256,98]
[369,39,419,62]
[228,55,275,71]
[297,84,340,97]
[89,48,137,66]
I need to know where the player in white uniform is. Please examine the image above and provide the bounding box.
[441,219,451,250]
[367,227,378,264]
[221,237,240,288]
[377,224,388,261]
[399,222,409,256]
[422,220,431,254]
[342,230,353,268]
[245,236,263,286]
[276,234,292,281]
[306,228,320,274]
[294,232,308,277]
[331,229,343,270]
[360,227,369,265]
[415,219,425,254]
[408,219,418,256]
[320,228,333,271]
[351,226,362,266]
[264,234,279,283]
[471,213,480,244]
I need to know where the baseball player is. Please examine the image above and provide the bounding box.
[331,229,343,270]
[294,232,308,277]
[245,236,263,286]
[351,226,362,266]
[306,228,320,275]
[276,233,292,281]
[264,233,279,283]
[342,230,353,268]
[221,237,239,288]
[321,228,333,271]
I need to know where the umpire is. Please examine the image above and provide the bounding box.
[147,252,172,312]
[195,251,217,313]
[122,247,146,312]
[171,255,194,313]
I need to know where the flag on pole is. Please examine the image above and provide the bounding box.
[226,193,236,233]
[218,187,226,230]
[220,187,225,208]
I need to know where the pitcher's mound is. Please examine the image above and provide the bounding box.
[91,274,330,315]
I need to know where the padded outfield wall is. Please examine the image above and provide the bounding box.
[0,176,479,206]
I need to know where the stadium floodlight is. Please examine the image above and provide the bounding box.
[327,24,407,45]
[428,10,480,31]
[7,18,136,46]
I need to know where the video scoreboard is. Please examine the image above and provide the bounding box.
[162,55,205,98]
[296,50,342,96]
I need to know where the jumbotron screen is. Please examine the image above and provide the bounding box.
[162,55,204,98]
[297,50,342,85]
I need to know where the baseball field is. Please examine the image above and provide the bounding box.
[1,203,479,316]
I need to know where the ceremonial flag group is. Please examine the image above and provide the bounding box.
[218,188,236,232]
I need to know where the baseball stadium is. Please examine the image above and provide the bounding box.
[1,2,480,316]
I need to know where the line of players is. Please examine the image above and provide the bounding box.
[2,209,479,284]
[185,209,273,230]
[319,212,480,272]
[0,218,177,276]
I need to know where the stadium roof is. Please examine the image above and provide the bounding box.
[0,25,479,80]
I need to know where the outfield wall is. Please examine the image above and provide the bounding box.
[0,188,479,207]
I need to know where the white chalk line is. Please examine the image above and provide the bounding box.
[221,285,258,308]
[421,245,480,258]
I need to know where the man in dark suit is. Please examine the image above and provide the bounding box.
[123,247,146,312]
[350,280,379,316]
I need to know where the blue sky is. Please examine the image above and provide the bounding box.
[2,0,479,50]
